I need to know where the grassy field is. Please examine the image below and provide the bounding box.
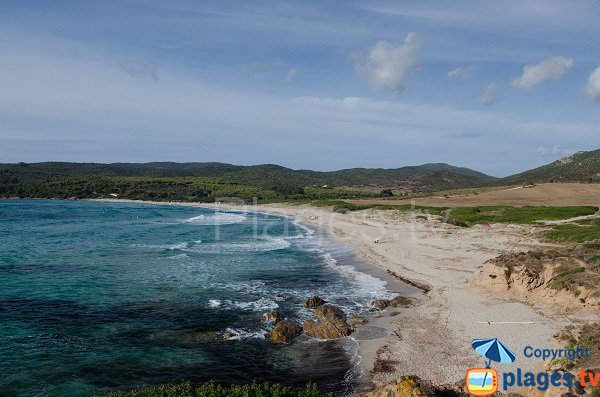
[545,224,600,243]
[349,183,600,207]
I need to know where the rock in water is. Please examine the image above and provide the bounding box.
[303,319,352,339]
[314,304,347,321]
[304,304,352,339]
[263,310,283,322]
[389,295,413,308]
[304,296,326,308]
[267,320,303,343]
[372,299,391,310]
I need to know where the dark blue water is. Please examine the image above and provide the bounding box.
[0,200,395,397]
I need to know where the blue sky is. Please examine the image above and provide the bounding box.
[1,0,599,176]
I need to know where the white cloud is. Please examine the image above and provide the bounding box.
[536,145,572,157]
[477,83,497,106]
[353,33,420,91]
[510,56,574,89]
[280,68,297,83]
[584,65,600,102]
[447,66,476,80]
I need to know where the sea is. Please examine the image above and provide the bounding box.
[0,200,407,396]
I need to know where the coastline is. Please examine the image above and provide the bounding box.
[84,199,589,392]
[85,198,418,390]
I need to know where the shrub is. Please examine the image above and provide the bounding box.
[100,382,333,397]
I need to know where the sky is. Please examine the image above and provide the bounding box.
[1,0,599,177]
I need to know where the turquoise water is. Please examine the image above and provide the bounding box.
[0,200,396,397]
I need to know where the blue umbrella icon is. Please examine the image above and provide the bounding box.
[472,338,516,367]
[471,338,516,388]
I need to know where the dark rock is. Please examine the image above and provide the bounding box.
[267,320,302,343]
[389,295,413,308]
[263,310,283,322]
[347,315,368,327]
[372,299,391,310]
[304,296,327,308]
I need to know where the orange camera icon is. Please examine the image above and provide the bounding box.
[465,368,498,396]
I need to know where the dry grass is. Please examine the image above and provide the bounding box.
[350,183,600,207]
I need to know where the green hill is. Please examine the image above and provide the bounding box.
[498,149,600,185]
[0,161,497,193]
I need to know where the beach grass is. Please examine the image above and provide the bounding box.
[99,382,332,397]
[446,205,598,225]
[545,224,600,243]
[303,200,598,226]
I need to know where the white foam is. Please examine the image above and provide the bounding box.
[208,299,222,308]
[183,237,291,254]
[183,212,247,225]
[224,327,267,340]
[232,297,279,312]
[322,253,390,300]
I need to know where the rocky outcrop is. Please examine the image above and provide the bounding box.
[389,295,414,308]
[347,316,368,327]
[267,320,303,343]
[303,318,352,339]
[303,304,352,339]
[262,310,282,322]
[371,299,390,310]
[314,304,346,321]
[304,296,326,308]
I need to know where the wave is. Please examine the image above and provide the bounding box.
[207,296,278,312]
[223,327,267,340]
[182,212,247,225]
[232,297,279,312]
[183,237,291,254]
[208,299,222,308]
[322,253,390,301]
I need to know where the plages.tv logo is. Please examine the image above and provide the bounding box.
[466,338,516,396]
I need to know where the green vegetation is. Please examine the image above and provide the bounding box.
[446,206,598,225]
[498,148,600,185]
[0,160,498,198]
[546,224,600,243]
[99,382,332,397]
[304,201,598,227]
[548,267,586,290]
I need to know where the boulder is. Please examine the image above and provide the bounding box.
[304,304,352,339]
[303,319,352,339]
[347,316,368,327]
[314,304,347,321]
[372,299,391,310]
[304,296,327,308]
[389,295,413,308]
[267,320,303,343]
[263,310,283,322]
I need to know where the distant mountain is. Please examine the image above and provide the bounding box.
[0,161,497,193]
[498,149,600,185]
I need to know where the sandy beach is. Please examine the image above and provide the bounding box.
[93,199,594,393]
[203,202,596,393]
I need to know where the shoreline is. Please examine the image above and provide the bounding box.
[84,198,417,390]
[82,198,425,390]
[12,198,588,393]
